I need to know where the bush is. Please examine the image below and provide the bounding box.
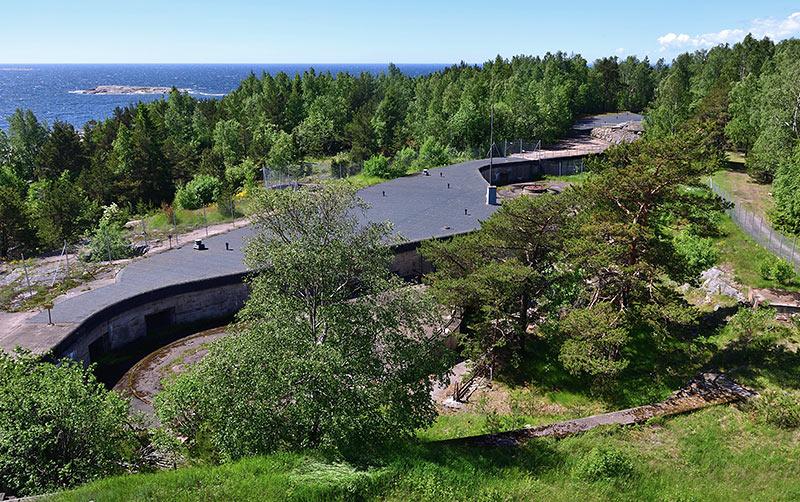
[751,389,800,428]
[393,147,417,173]
[758,256,796,284]
[673,230,719,279]
[175,175,222,210]
[774,259,796,284]
[575,446,635,481]
[362,154,404,179]
[413,137,450,171]
[0,349,139,496]
[329,152,356,179]
[98,202,128,229]
[759,259,776,280]
[83,224,133,262]
[224,160,259,193]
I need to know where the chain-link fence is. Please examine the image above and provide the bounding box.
[710,178,800,272]
[500,140,540,157]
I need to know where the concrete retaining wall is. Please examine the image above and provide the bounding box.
[540,157,584,176]
[54,274,250,363]
[478,159,540,185]
[57,240,446,364]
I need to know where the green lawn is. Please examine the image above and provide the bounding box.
[714,216,800,291]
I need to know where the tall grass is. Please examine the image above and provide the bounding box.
[51,406,800,501]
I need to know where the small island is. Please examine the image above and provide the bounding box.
[70,85,188,95]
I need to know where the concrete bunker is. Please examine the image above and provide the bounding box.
[145,308,175,335]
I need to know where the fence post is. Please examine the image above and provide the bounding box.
[64,239,70,277]
[768,223,773,252]
[203,205,208,237]
[230,198,235,227]
[792,234,797,268]
[142,220,148,247]
[21,252,33,297]
[172,211,179,247]
[104,227,113,265]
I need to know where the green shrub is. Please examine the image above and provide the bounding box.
[175,175,222,210]
[758,256,796,284]
[673,230,719,279]
[575,446,635,481]
[0,349,140,496]
[98,202,128,229]
[413,137,450,171]
[83,224,133,262]
[362,154,404,179]
[752,389,800,428]
[393,147,417,173]
[759,259,775,280]
[773,259,796,284]
[224,159,259,193]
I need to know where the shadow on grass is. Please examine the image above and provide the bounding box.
[495,303,785,411]
[708,335,800,391]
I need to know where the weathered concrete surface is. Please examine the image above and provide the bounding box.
[3,157,537,361]
[438,372,756,447]
[1,154,567,363]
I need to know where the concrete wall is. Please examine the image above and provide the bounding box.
[57,239,440,364]
[478,160,540,185]
[540,157,584,176]
[54,274,250,363]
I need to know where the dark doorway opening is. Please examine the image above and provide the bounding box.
[88,332,110,363]
[145,308,175,335]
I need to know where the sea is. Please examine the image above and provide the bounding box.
[0,63,449,130]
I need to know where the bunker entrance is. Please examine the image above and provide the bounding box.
[88,332,110,363]
[145,308,175,335]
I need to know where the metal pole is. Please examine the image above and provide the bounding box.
[104,227,112,265]
[21,252,32,297]
[230,198,235,227]
[142,220,148,247]
[262,164,268,188]
[50,243,65,287]
[768,223,773,252]
[489,101,494,184]
[64,240,70,277]
[203,205,208,237]
[172,211,178,247]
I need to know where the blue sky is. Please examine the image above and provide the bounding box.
[2,1,799,64]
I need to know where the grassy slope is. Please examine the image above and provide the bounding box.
[52,406,800,501]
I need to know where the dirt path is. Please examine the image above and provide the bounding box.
[437,372,756,447]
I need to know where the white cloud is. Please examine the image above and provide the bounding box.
[656,12,800,50]
[751,12,800,39]
[615,47,625,54]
